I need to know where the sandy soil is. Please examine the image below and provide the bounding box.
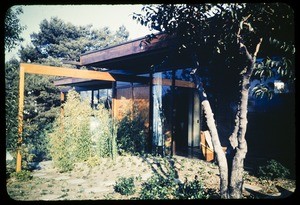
[6,155,296,201]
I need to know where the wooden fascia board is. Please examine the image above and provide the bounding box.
[20,63,116,81]
[153,78,196,88]
[80,34,175,66]
[54,75,195,89]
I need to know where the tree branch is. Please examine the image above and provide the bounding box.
[237,14,252,37]
[253,38,263,57]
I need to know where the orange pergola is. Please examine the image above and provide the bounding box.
[16,63,118,172]
[16,63,196,172]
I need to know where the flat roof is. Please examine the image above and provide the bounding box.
[79,33,194,73]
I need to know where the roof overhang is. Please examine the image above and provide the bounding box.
[55,33,196,89]
[79,33,194,74]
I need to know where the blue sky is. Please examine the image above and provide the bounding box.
[5,4,153,60]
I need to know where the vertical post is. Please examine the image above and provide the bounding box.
[171,69,175,156]
[148,69,153,154]
[16,66,25,172]
[91,90,94,108]
[60,92,65,132]
[111,82,117,161]
[112,82,117,119]
[131,82,134,120]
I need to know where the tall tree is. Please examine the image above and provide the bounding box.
[20,17,129,62]
[5,6,26,52]
[6,59,20,152]
[133,3,294,198]
[5,6,26,155]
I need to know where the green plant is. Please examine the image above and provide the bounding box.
[257,159,290,180]
[139,174,177,199]
[177,176,208,199]
[94,104,118,159]
[48,90,118,172]
[114,177,136,196]
[117,107,148,155]
[10,170,32,181]
[48,90,92,172]
[86,155,101,168]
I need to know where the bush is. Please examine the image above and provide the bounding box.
[139,169,208,199]
[48,90,117,172]
[93,104,117,159]
[86,155,101,168]
[48,90,93,172]
[177,176,208,199]
[114,177,136,196]
[139,174,177,199]
[10,170,32,181]
[258,159,290,180]
[117,109,147,155]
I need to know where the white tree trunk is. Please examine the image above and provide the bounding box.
[199,90,229,198]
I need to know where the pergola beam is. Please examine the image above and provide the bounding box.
[54,76,196,88]
[20,63,116,81]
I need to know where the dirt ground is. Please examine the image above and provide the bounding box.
[6,155,296,201]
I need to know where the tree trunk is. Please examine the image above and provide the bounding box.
[228,37,262,198]
[192,36,262,199]
[197,88,229,199]
[228,65,252,198]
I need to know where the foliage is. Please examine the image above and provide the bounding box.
[12,17,128,166]
[139,173,176,199]
[48,90,117,172]
[114,177,136,196]
[133,3,294,198]
[10,170,32,181]
[5,59,20,152]
[139,172,207,199]
[133,3,294,98]
[19,17,129,62]
[23,73,61,162]
[177,176,208,199]
[117,108,148,155]
[93,104,117,159]
[5,59,46,169]
[48,90,93,172]
[5,6,26,52]
[5,59,61,165]
[86,155,101,168]
[257,159,290,180]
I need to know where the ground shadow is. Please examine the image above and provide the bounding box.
[140,155,179,180]
[245,185,294,199]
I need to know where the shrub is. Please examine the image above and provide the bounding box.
[139,159,208,200]
[86,155,101,168]
[139,174,177,199]
[114,177,136,196]
[177,176,208,199]
[48,90,93,172]
[10,170,32,181]
[48,90,117,172]
[93,104,117,159]
[258,159,290,180]
[117,109,147,155]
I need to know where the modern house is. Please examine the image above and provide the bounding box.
[50,33,295,176]
[54,33,202,157]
